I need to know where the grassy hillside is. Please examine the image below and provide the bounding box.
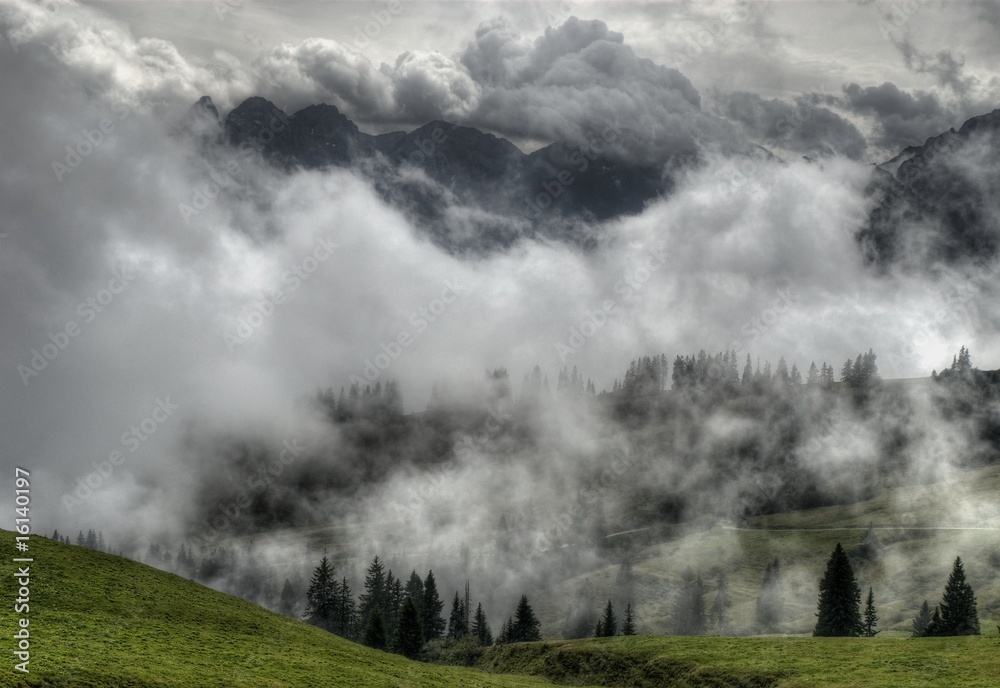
[483,635,1000,688]
[539,461,1000,637]
[0,532,562,688]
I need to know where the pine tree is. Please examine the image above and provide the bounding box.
[593,617,604,638]
[600,600,617,637]
[862,588,879,637]
[447,591,468,639]
[925,606,942,636]
[363,605,387,649]
[406,570,424,613]
[395,596,423,658]
[937,557,980,635]
[335,576,355,638]
[279,578,297,617]
[671,568,706,635]
[755,559,783,632]
[97,531,105,552]
[497,617,514,644]
[710,573,733,634]
[421,570,446,642]
[814,543,862,637]
[472,602,493,646]
[621,603,636,635]
[512,595,541,642]
[807,362,819,385]
[305,556,338,632]
[359,556,386,632]
[911,600,932,637]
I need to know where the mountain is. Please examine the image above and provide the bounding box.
[861,108,1000,267]
[187,96,674,252]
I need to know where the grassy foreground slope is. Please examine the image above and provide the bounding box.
[483,635,1000,688]
[0,532,564,688]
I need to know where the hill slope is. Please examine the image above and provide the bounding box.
[0,532,560,688]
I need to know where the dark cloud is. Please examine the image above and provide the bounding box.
[840,81,954,151]
[717,91,867,160]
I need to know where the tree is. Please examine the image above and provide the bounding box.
[395,596,423,658]
[363,605,387,649]
[447,591,468,639]
[671,568,706,635]
[814,543,862,637]
[755,559,783,632]
[911,600,932,637]
[421,570,446,642]
[710,573,733,634]
[599,599,617,637]
[807,362,819,385]
[497,617,514,644]
[621,603,636,636]
[406,570,424,612]
[472,602,493,646]
[512,595,541,642]
[279,578,297,617]
[359,556,387,633]
[305,556,338,632]
[862,588,879,637]
[937,557,980,635]
[335,576,355,638]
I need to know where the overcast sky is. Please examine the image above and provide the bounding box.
[2,0,999,539]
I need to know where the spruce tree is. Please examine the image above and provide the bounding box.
[359,556,386,632]
[862,588,879,637]
[621,603,636,635]
[512,595,541,642]
[593,618,604,638]
[814,543,862,637]
[406,570,424,613]
[672,568,706,635]
[600,599,617,637]
[363,605,387,649]
[447,591,468,639]
[710,573,733,634]
[395,596,423,658]
[335,576,355,639]
[472,603,493,646]
[305,556,338,632]
[421,570,446,642]
[911,600,932,637]
[937,557,980,635]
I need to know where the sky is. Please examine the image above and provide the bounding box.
[1,0,999,547]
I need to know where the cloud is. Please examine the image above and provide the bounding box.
[716,91,868,160]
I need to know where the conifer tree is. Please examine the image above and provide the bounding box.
[600,599,617,637]
[755,559,783,631]
[421,570,446,642]
[363,605,387,649]
[512,595,541,642]
[862,588,879,637]
[359,556,386,632]
[447,591,468,639]
[305,556,338,632]
[335,576,355,638]
[814,543,862,637]
[472,602,493,646]
[406,570,424,613]
[621,603,636,635]
[911,600,932,637]
[671,568,706,635]
[937,557,980,635]
[710,572,733,634]
[279,578,297,617]
[593,617,604,638]
[395,596,423,658]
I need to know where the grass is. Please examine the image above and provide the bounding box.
[0,532,562,688]
[482,634,1000,687]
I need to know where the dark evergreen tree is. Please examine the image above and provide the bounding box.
[512,595,541,642]
[621,603,636,636]
[359,556,387,633]
[593,617,604,638]
[395,596,423,658]
[599,599,617,637]
[911,600,932,637]
[447,591,468,639]
[937,557,980,635]
[406,570,424,613]
[862,588,879,637]
[305,556,338,632]
[924,606,942,637]
[472,602,493,646]
[497,617,514,644]
[421,570,446,642]
[335,576,355,638]
[362,605,387,650]
[814,543,862,637]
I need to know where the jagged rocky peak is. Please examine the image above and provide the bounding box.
[224,96,290,146]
